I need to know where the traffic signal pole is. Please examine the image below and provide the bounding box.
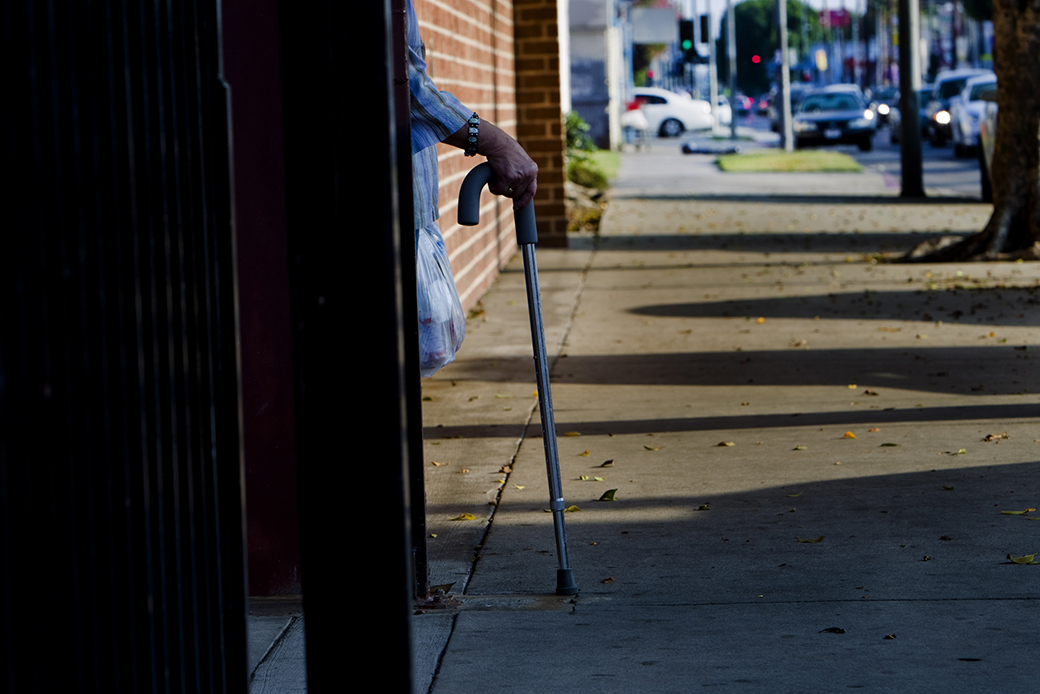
[778,0,794,151]
[727,0,738,139]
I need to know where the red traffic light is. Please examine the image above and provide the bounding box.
[751,55,761,64]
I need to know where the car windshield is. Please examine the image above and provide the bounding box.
[938,78,969,99]
[798,93,860,112]
[969,82,996,100]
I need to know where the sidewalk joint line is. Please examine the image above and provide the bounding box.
[424,611,461,694]
[249,614,299,684]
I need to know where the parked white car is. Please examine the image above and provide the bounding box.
[949,73,996,157]
[632,87,713,137]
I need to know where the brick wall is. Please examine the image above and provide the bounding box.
[514,0,568,246]
[413,0,565,311]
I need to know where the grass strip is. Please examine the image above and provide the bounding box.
[590,150,621,182]
[716,150,863,173]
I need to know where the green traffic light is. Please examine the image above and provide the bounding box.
[681,40,692,50]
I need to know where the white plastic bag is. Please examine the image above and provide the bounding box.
[416,223,465,377]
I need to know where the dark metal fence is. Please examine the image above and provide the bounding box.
[2,0,248,691]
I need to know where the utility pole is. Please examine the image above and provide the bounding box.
[727,0,738,139]
[708,3,719,132]
[898,0,924,196]
[778,0,793,151]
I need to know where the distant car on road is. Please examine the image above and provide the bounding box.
[871,85,899,126]
[925,69,993,147]
[768,83,811,132]
[977,91,999,203]
[792,86,877,151]
[632,87,713,138]
[950,74,997,157]
[888,85,934,145]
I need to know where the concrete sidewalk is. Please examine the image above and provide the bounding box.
[251,144,1040,692]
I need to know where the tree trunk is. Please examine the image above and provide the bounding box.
[906,0,1040,261]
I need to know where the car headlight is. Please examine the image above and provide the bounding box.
[935,110,951,125]
[793,120,817,132]
[877,103,890,115]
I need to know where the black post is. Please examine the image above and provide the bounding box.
[899,0,926,197]
[280,0,415,691]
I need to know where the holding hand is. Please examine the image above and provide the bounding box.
[444,118,538,210]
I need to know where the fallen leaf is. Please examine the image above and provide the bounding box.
[863,390,879,396]
[698,503,711,511]
[756,317,766,324]
[741,401,750,406]
[982,432,1009,442]
[717,441,735,447]
[868,427,880,432]
[922,556,933,561]
[599,460,615,467]
[431,582,456,593]
[847,384,857,389]
[599,489,619,501]
[593,477,605,482]
[579,475,589,481]
[878,327,901,333]
[1007,553,1038,565]
[460,468,470,474]
[1001,509,1035,515]
[797,536,825,543]
[499,466,513,473]
[429,533,438,538]
[601,577,615,584]
[793,445,808,450]
[883,634,897,640]
[578,450,590,457]
[431,461,449,466]
[786,492,802,497]
[843,431,857,439]
[940,535,952,541]
[880,443,899,447]
[514,484,525,490]
[942,486,955,491]
[564,505,581,512]
[450,513,476,521]
[644,445,662,451]
[819,627,846,634]
[564,431,582,437]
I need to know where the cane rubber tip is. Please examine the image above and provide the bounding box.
[555,569,579,595]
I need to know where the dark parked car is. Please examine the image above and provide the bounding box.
[792,87,877,151]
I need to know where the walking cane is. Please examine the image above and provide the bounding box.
[458,163,579,596]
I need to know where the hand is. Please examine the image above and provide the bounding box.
[483,133,538,210]
[444,118,538,209]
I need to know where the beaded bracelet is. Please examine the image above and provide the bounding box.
[464,113,479,156]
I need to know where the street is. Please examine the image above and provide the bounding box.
[723,112,987,200]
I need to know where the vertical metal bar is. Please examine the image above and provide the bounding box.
[520,245,578,596]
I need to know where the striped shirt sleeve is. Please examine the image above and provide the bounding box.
[407,0,471,154]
